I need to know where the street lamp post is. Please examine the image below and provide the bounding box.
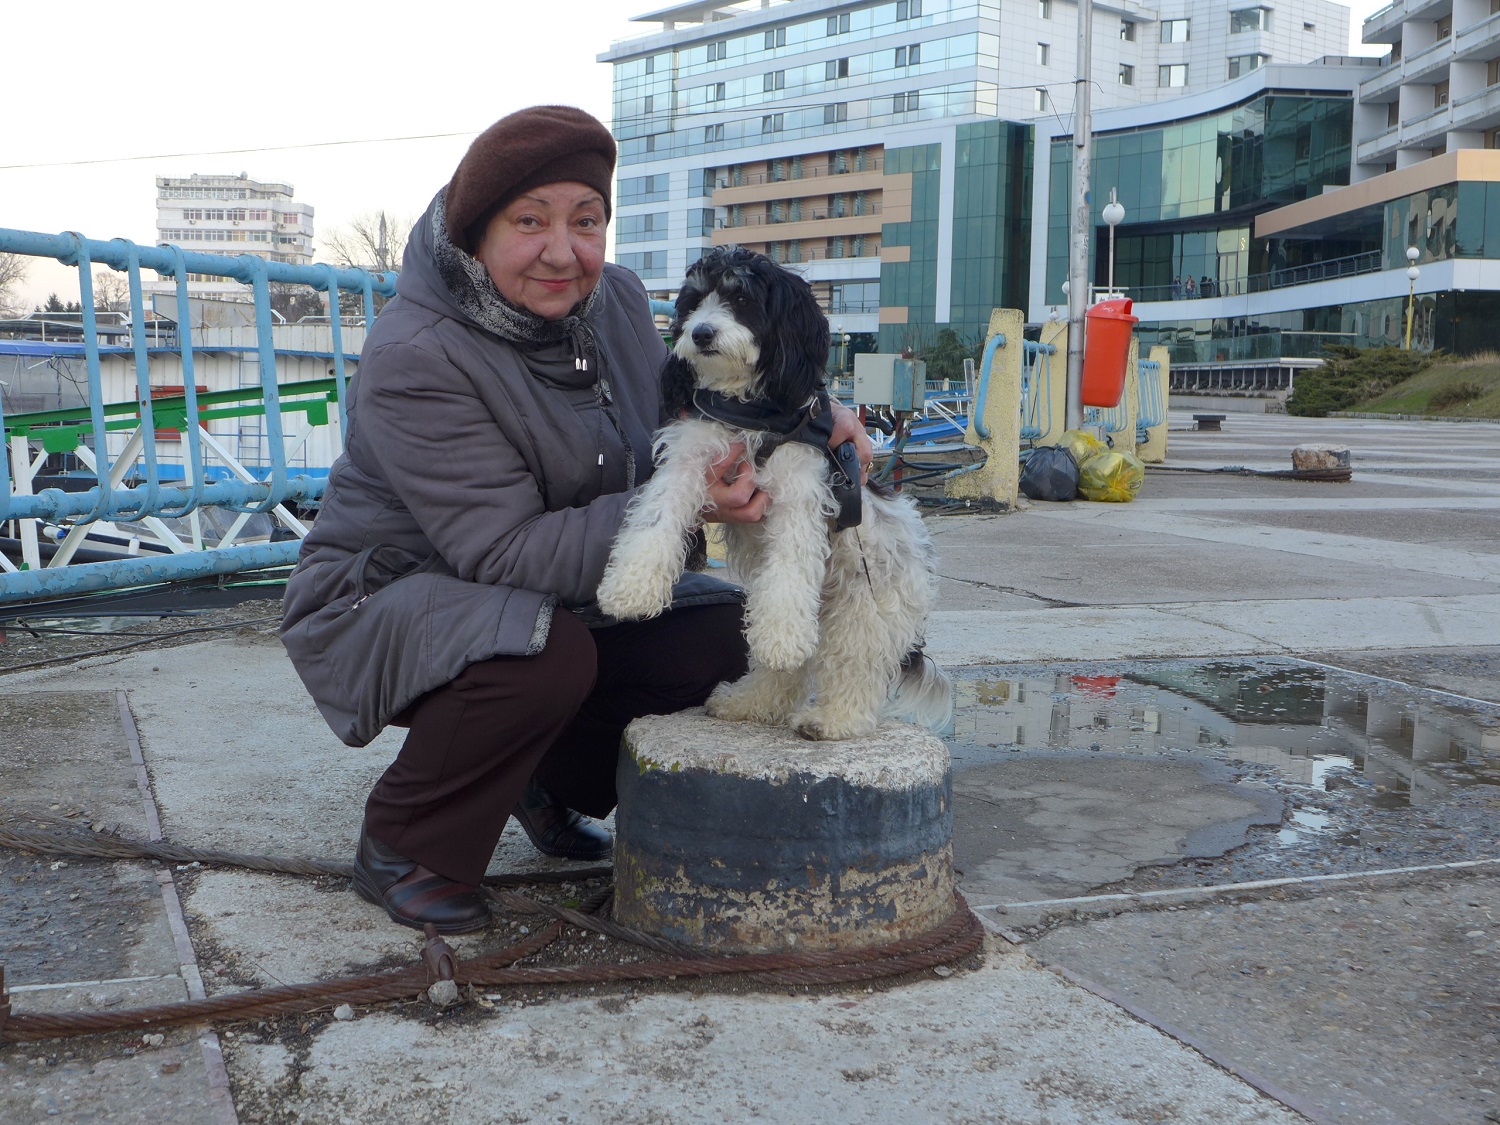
[1101,188,1125,299]
[1404,246,1420,350]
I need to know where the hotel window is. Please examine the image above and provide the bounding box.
[1160,63,1188,86]
[1161,19,1190,42]
[705,82,725,102]
[704,123,725,143]
[1227,54,1267,78]
[1435,80,1449,107]
[1034,87,1049,110]
[824,102,849,123]
[826,57,849,79]
[1121,19,1136,40]
[764,26,786,48]
[1436,15,1451,40]
[1038,0,1051,17]
[895,44,921,66]
[1118,63,1134,85]
[1388,101,1400,126]
[827,12,850,33]
[764,70,785,91]
[897,0,923,18]
[761,113,785,133]
[707,40,726,61]
[893,91,920,112]
[645,56,654,74]
[1229,7,1271,32]
[1037,43,1050,65]
[644,94,654,113]
[1489,58,1500,87]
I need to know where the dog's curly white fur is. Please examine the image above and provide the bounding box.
[596,246,952,741]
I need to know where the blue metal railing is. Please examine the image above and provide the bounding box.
[1,227,396,603]
[1135,358,1164,444]
[1020,341,1055,442]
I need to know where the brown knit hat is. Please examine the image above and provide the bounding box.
[445,105,617,253]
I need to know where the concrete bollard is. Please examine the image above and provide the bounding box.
[614,711,954,954]
[945,307,1023,509]
[1292,444,1351,471]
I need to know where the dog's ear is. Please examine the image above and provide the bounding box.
[759,267,831,403]
[659,352,698,422]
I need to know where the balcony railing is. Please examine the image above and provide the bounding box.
[721,203,884,228]
[1127,250,1384,303]
[719,159,884,188]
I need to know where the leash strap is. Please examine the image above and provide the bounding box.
[689,388,862,531]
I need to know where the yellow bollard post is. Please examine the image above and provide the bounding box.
[1119,335,1141,452]
[1137,345,1171,463]
[945,307,1022,509]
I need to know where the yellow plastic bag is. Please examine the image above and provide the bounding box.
[1078,449,1145,503]
[1057,428,1108,468]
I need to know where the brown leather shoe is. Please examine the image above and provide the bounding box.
[512,780,614,861]
[352,823,490,934]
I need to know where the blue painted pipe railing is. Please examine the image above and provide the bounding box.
[0,543,302,603]
[1,227,397,603]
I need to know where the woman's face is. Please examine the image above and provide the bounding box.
[474,181,607,321]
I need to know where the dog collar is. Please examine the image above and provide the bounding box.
[689,388,862,532]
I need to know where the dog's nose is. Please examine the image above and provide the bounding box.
[691,323,716,349]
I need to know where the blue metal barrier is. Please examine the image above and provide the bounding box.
[1,227,396,604]
[1136,358,1163,444]
[1020,341,1055,442]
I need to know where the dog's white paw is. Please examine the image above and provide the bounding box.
[792,707,879,742]
[745,618,819,672]
[706,684,779,724]
[595,566,673,621]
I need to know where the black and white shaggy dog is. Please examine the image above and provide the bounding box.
[596,246,952,741]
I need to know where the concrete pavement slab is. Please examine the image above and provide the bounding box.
[1029,873,1500,1125]
[223,941,1304,1125]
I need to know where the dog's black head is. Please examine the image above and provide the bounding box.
[661,245,831,416]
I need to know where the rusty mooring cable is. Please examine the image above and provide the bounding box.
[0,823,983,1043]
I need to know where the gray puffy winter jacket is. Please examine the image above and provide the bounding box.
[281,193,730,747]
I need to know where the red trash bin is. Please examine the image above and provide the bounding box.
[1081,297,1138,408]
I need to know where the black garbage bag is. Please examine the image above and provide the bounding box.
[1019,446,1080,502]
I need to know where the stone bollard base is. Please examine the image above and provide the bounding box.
[614,710,954,955]
[1292,443,1351,471]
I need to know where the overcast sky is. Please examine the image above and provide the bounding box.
[2,0,1383,308]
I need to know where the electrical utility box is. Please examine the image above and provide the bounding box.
[852,354,926,411]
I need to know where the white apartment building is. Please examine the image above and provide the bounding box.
[151,173,316,303]
[1354,0,1500,176]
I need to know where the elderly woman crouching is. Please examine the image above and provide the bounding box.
[280,105,869,934]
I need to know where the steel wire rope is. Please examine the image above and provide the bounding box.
[0,821,983,1042]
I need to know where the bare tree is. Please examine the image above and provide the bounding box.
[91,269,131,313]
[323,211,411,275]
[0,252,29,318]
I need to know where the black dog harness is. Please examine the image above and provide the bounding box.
[689,387,863,531]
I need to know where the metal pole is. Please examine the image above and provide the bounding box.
[1405,279,1413,350]
[1065,0,1094,430]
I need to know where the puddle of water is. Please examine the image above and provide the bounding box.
[950,659,1500,809]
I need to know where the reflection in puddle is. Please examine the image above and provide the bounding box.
[953,660,1500,809]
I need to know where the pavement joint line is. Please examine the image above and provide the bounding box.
[980,857,1500,911]
[7,974,185,994]
[115,689,239,1125]
[1036,959,1333,1124]
[1294,657,1500,709]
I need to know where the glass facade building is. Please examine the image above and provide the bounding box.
[1046,93,1355,306]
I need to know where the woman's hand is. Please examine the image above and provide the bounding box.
[828,400,875,483]
[701,442,769,524]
